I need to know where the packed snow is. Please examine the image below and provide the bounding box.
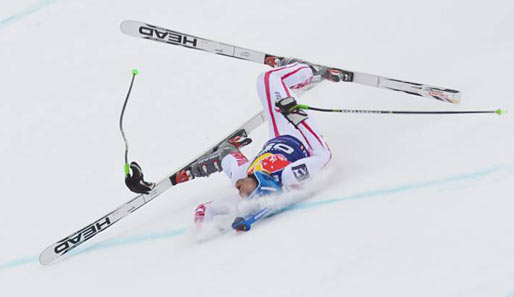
[1,0,513,296]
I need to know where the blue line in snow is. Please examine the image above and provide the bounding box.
[75,228,187,253]
[0,256,39,271]
[0,164,512,271]
[0,0,59,29]
[287,165,506,211]
[0,228,187,271]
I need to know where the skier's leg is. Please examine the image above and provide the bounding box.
[255,63,332,187]
[256,63,315,140]
[256,63,330,156]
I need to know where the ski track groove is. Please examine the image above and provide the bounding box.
[1,163,512,272]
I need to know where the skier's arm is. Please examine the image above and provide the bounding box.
[281,136,331,188]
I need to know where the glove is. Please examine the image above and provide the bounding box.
[232,217,251,232]
[275,97,308,127]
[125,162,155,194]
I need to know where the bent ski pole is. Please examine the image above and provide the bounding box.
[120,69,140,175]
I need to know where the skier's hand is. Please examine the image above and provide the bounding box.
[275,97,308,127]
[232,217,251,232]
[125,162,154,194]
[275,96,298,115]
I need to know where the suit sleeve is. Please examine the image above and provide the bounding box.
[281,133,331,189]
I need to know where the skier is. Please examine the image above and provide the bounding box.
[124,60,341,229]
[188,60,340,228]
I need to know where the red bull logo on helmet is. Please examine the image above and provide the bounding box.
[247,153,291,175]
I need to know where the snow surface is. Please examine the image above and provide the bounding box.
[1,0,514,296]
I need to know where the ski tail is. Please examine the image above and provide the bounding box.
[372,76,461,104]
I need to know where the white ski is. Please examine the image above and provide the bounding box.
[120,20,461,104]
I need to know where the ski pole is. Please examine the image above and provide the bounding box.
[295,104,507,116]
[119,69,139,176]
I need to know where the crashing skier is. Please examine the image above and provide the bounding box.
[190,60,341,230]
[39,22,471,266]
[125,60,341,231]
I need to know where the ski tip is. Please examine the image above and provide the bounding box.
[39,255,47,265]
[39,249,53,266]
[495,108,507,116]
[132,69,139,76]
[119,20,135,31]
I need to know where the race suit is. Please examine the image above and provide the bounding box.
[194,63,332,223]
[221,62,331,189]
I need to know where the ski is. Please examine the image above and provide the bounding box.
[120,20,461,104]
[39,111,267,265]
